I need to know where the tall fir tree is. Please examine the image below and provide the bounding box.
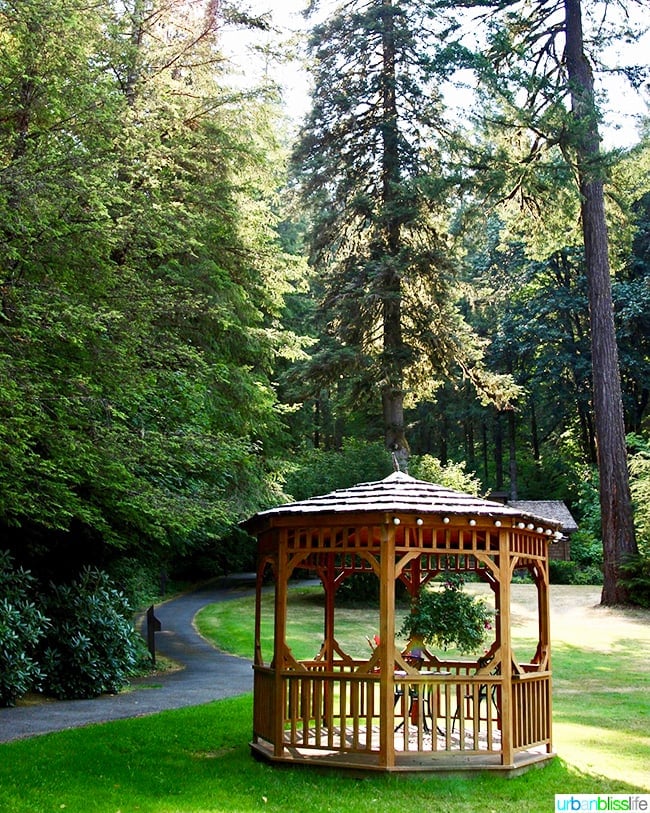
[294,0,516,470]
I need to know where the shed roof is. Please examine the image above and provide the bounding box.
[507,501,578,533]
[244,472,562,531]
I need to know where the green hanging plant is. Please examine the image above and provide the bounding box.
[399,574,493,655]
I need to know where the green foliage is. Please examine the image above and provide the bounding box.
[282,439,392,501]
[629,435,650,556]
[105,558,164,612]
[548,558,601,586]
[399,575,493,654]
[335,573,382,606]
[0,0,299,575]
[410,455,482,494]
[172,526,258,583]
[39,569,144,700]
[548,560,577,585]
[0,551,48,707]
[618,554,650,609]
[549,470,603,585]
[572,474,602,541]
[568,530,603,578]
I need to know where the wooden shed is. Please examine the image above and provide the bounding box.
[244,472,560,774]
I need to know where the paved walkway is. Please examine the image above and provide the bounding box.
[0,575,257,743]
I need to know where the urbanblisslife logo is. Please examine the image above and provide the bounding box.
[555,797,650,812]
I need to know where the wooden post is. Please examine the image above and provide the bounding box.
[378,519,397,769]
[538,556,553,753]
[498,528,514,767]
[324,552,336,671]
[254,560,266,667]
[272,528,288,758]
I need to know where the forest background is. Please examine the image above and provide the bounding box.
[1,0,650,703]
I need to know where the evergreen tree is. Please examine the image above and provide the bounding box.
[293,0,517,471]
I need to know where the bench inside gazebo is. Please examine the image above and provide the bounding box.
[243,471,560,774]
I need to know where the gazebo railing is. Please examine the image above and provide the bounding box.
[512,672,552,751]
[251,664,553,759]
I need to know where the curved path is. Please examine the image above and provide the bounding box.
[0,575,256,743]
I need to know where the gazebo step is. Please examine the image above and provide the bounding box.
[250,737,554,775]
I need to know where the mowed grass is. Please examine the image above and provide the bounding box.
[0,585,647,813]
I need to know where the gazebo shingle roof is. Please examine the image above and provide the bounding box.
[245,471,562,530]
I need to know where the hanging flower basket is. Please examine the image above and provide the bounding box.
[400,574,493,655]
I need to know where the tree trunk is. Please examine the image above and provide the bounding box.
[530,399,540,461]
[564,0,637,604]
[508,410,518,501]
[482,421,489,483]
[380,0,409,470]
[494,413,504,491]
[383,386,409,471]
[465,417,475,472]
[439,413,449,466]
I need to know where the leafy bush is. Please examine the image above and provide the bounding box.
[399,575,493,655]
[618,555,650,608]
[0,551,49,707]
[629,435,650,557]
[549,555,602,585]
[570,529,603,570]
[561,472,604,584]
[409,455,482,494]
[39,568,144,700]
[572,471,602,541]
[335,572,408,606]
[106,557,164,610]
[283,439,391,501]
[548,560,578,584]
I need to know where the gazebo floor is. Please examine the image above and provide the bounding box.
[251,723,554,775]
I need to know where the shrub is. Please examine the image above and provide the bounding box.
[549,559,578,585]
[39,568,144,700]
[0,551,49,707]
[282,439,391,501]
[335,572,408,606]
[549,557,602,585]
[629,435,650,558]
[106,557,163,610]
[618,555,650,608]
[409,455,482,495]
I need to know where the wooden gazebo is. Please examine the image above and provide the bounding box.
[244,472,560,774]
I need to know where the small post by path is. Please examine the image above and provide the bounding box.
[146,605,162,666]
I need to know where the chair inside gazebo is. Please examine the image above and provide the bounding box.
[246,474,557,774]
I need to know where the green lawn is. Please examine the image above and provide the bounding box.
[0,585,647,813]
